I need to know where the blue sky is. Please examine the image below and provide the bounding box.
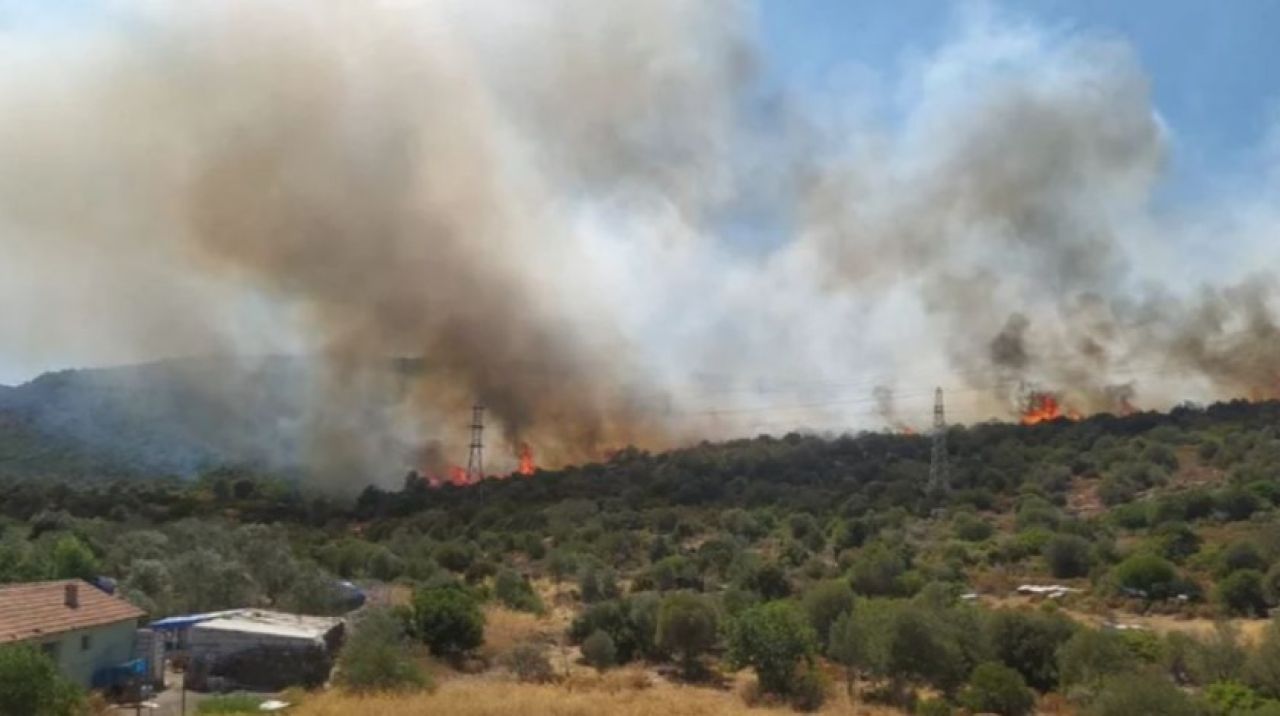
[758,0,1280,200]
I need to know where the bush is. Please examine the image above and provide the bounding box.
[986,609,1076,692]
[494,569,545,614]
[1217,570,1269,617]
[727,601,817,695]
[1043,534,1092,579]
[1057,628,1136,690]
[410,585,485,656]
[655,592,718,678]
[1085,673,1199,716]
[960,661,1035,716]
[953,512,994,542]
[335,607,428,693]
[788,664,829,712]
[0,643,85,716]
[505,642,555,683]
[801,579,854,640]
[1110,553,1180,598]
[582,630,617,672]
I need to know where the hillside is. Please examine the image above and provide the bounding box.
[5,398,1280,713]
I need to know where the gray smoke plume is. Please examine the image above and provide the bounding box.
[0,2,1277,486]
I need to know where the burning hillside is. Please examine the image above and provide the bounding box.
[0,2,1278,487]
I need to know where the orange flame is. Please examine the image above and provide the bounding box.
[1021,391,1072,425]
[447,465,469,486]
[517,443,535,476]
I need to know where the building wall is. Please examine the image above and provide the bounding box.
[36,619,139,687]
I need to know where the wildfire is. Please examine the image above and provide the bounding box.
[447,465,469,486]
[1020,391,1081,425]
[517,442,535,476]
[897,425,917,436]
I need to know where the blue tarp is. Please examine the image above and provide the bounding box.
[147,609,240,631]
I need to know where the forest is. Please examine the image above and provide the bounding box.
[5,398,1280,714]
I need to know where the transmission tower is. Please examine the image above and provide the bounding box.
[465,404,485,484]
[928,387,949,494]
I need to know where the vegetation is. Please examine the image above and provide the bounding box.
[334,608,429,693]
[6,397,1280,711]
[0,643,84,716]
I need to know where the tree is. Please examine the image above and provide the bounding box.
[727,601,817,695]
[960,661,1035,716]
[410,585,485,657]
[494,569,545,614]
[1109,553,1179,598]
[334,608,429,693]
[582,630,617,672]
[1217,570,1269,617]
[1086,673,1199,716]
[0,643,85,716]
[655,592,718,678]
[1057,628,1136,691]
[49,534,96,580]
[986,609,1076,691]
[827,610,867,697]
[1043,534,1092,579]
[802,579,854,641]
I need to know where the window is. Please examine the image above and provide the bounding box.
[81,634,92,651]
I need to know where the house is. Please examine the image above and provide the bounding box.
[0,579,146,688]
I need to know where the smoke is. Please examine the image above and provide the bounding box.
[0,1,1277,486]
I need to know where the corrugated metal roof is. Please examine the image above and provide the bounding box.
[0,580,145,644]
[190,609,341,641]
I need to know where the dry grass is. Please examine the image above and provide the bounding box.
[292,676,909,715]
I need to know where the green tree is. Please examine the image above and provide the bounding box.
[582,630,617,672]
[1043,534,1092,579]
[960,661,1035,716]
[334,608,429,693]
[1217,570,1269,617]
[1086,673,1199,716]
[827,610,867,697]
[410,585,485,657]
[1110,553,1179,598]
[802,579,854,640]
[494,569,545,614]
[655,592,718,678]
[1057,628,1137,691]
[49,534,96,580]
[727,601,817,695]
[986,609,1076,691]
[0,643,85,716]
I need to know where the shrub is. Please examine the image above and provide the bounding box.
[953,512,994,542]
[1219,542,1269,577]
[1217,570,1269,617]
[986,609,1076,691]
[1043,534,1092,579]
[0,643,85,716]
[335,607,429,693]
[727,601,817,695]
[582,630,617,672]
[960,661,1035,716]
[1109,553,1180,598]
[578,564,620,603]
[505,642,555,683]
[494,569,545,614]
[801,579,854,640]
[1057,628,1136,691]
[410,585,485,656]
[788,664,829,712]
[655,592,718,678]
[1086,673,1199,716]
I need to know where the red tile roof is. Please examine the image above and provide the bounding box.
[0,580,145,644]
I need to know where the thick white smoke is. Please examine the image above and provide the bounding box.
[0,1,1276,485]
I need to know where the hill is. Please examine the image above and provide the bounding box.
[5,397,1280,713]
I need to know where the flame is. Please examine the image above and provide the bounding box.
[1021,391,1075,425]
[897,425,916,436]
[448,465,469,486]
[517,442,535,476]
